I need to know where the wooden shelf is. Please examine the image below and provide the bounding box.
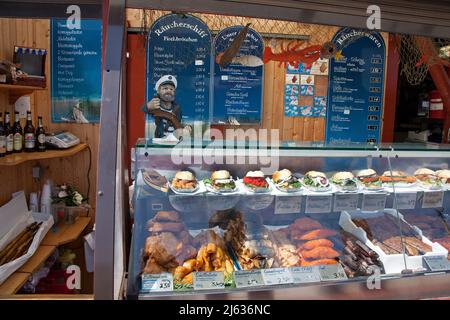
[0,83,46,104]
[0,217,91,295]
[0,143,87,166]
[0,272,30,296]
[42,217,91,246]
[18,245,56,273]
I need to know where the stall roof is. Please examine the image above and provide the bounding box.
[126,0,450,38]
[0,0,102,19]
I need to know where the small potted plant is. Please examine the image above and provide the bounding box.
[52,184,88,224]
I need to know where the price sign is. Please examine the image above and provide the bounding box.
[395,192,417,209]
[234,270,264,288]
[333,193,359,212]
[422,191,444,208]
[305,195,333,214]
[424,255,450,272]
[141,273,173,292]
[362,193,387,211]
[261,268,294,286]
[194,272,225,290]
[275,196,302,214]
[290,266,321,284]
[318,264,348,282]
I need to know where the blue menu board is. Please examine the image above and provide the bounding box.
[325,28,385,145]
[212,26,264,124]
[146,14,211,125]
[51,19,102,123]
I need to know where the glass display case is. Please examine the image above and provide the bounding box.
[126,139,450,299]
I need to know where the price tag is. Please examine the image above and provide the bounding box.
[319,264,348,281]
[395,192,417,209]
[362,193,387,211]
[194,271,225,290]
[290,266,321,284]
[275,196,302,214]
[422,191,444,208]
[305,195,332,214]
[234,270,264,288]
[141,273,173,292]
[261,268,294,286]
[333,193,359,212]
[423,255,450,272]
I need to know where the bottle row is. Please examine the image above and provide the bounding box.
[0,110,46,157]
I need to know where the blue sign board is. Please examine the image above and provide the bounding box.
[51,19,102,123]
[146,14,211,126]
[325,28,385,145]
[212,26,264,124]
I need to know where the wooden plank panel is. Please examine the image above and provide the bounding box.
[0,18,98,219]
[303,117,314,141]
[313,117,326,141]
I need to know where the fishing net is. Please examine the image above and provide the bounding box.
[397,34,450,86]
[129,8,337,48]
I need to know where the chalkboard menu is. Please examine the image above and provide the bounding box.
[51,19,102,123]
[146,14,211,124]
[325,28,386,145]
[212,26,264,124]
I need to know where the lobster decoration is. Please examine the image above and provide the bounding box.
[263,42,323,67]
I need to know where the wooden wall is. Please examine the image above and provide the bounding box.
[0,18,98,215]
[126,10,392,145]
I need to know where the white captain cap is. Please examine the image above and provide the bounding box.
[155,75,177,91]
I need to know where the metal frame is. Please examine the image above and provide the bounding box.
[99,0,450,300]
[0,0,102,18]
[94,0,126,300]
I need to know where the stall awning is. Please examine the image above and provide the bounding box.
[127,0,450,38]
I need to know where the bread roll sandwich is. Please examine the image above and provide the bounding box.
[356,169,382,190]
[380,170,417,186]
[243,170,269,192]
[414,168,442,189]
[207,170,236,192]
[272,169,302,192]
[302,171,331,191]
[331,171,358,191]
[436,169,450,185]
[171,171,198,191]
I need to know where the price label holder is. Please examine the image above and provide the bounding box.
[423,255,450,272]
[290,266,321,284]
[141,273,173,292]
[421,191,444,209]
[318,264,348,282]
[275,195,302,214]
[194,271,225,290]
[234,270,264,288]
[261,268,294,286]
[333,193,359,212]
[394,192,417,209]
[305,194,333,214]
[362,193,387,211]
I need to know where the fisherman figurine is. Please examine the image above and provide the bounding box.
[143,75,191,139]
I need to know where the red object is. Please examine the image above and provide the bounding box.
[243,176,268,187]
[35,269,75,294]
[263,43,322,67]
[429,90,444,119]
[381,34,400,143]
[126,34,147,181]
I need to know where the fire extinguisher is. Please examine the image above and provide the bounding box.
[429,90,444,119]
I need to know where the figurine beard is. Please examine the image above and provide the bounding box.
[161,92,175,102]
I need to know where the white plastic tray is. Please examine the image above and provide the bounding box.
[339,208,448,274]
